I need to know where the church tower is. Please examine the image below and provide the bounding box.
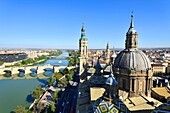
[79,23,88,74]
[105,42,110,64]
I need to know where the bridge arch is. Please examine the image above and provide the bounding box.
[30,68,37,77]
[4,70,12,77]
[43,68,54,76]
[18,69,25,77]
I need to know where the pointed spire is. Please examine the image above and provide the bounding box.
[127,11,136,34]
[94,56,103,75]
[126,12,138,49]
[80,22,87,40]
[130,11,134,28]
[81,23,85,32]
[106,42,109,49]
[95,56,102,69]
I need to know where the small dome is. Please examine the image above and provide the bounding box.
[114,49,151,70]
[111,53,117,58]
[95,56,103,69]
[105,72,117,86]
[127,28,137,34]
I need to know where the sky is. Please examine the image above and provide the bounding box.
[0,0,170,49]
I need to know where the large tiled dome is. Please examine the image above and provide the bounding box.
[114,48,151,71]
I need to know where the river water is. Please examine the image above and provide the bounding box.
[0,79,46,113]
[0,52,69,113]
[37,52,69,66]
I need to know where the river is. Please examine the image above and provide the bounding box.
[0,52,69,113]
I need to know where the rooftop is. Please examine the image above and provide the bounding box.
[123,96,162,111]
[152,87,170,99]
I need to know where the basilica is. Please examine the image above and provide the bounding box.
[76,14,164,113]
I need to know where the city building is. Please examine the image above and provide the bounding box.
[152,63,167,74]
[0,53,27,62]
[77,13,163,113]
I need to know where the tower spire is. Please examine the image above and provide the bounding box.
[130,11,134,28]
[125,12,138,49]
[80,23,87,40]
[81,23,85,32]
[106,42,109,49]
[105,42,110,64]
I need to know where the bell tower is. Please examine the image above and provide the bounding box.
[79,23,88,74]
[79,23,88,58]
[125,12,138,49]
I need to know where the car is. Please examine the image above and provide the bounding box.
[62,102,65,106]
[70,107,74,113]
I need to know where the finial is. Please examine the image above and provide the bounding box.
[81,22,85,32]
[106,42,109,48]
[98,55,101,61]
[130,11,134,28]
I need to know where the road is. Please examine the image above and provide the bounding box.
[55,72,79,113]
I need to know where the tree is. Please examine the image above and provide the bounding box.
[62,68,69,75]
[54,72,63,80]
[32,87,44,99]
[49,75,56,86]
[52,90,59,100]
[12,105,28,113]
[47,101,56,113]
[59,78,68,87]
[14,63,20,66]
[50,101,56,112]
[67,68,76,81]
[0,61,4,66]
[67,74,73,81]
[69,68,76,75]
[49,51,62,56]
[67,51,79,66]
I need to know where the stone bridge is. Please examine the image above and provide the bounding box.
[0,65,75,75]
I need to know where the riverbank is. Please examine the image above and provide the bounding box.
[27,59,46,66]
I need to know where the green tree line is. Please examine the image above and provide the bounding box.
[66,51,79,66]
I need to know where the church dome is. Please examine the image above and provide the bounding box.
[114,49,151,70]
[114,13,151,71]
[105,71,117,86]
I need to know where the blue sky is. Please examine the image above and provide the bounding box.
[0,0,170,49]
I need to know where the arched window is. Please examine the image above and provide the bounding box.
[122,79,126,89]
[132,79,135,91]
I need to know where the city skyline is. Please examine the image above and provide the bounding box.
[0,0,170,49]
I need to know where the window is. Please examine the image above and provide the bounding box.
[132,79,135,91]
[148,79,150,90]
[122,79,126,89]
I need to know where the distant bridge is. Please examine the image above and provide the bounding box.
[47,56,68,60]
[0,65,75,76]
